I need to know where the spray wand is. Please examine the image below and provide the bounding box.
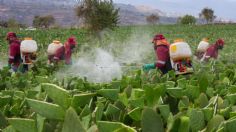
[95,63,144,69]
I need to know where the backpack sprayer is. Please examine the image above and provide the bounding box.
[20,38,38,72]
[169,39,194,75]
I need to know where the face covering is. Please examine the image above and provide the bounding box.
[70,45,75,50]
[218,45,223,50]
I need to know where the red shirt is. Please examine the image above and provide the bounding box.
[204,44,218,60]
[155,45,170,68]
[8,40,21,66]
[53,44,72,65]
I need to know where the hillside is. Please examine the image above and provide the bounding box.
[0,0,178,27]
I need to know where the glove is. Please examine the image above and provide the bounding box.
[8,63,11,69]
[143,63,156,71]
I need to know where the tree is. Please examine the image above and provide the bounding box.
[7,18,19,28]
[180,15,196,25]
[75,0,119,34]
[146,14,159,25]
[0,20,8,28]
[199,8,216,24]
[33,15,55,28]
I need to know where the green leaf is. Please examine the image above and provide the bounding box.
[189,109,205,132]
[203,108,214,122]
[72,93,96,108]
[167,88,183,98]
[87,125,98,132]
[111,81,121,89]
[97,89,119,101]
[0,96,11,107]
[8,118,36,132]
[128,107,142,121]
[225,118,236,132]
[36,76,49,83]
[130,89,144,99]
[220,107,231,119]
[144,84,166,107]
[97,121,136,132]
[14,91,25,99]
[206,115,225,132]
[178,116,190,132]
[198,73,209,92]
[2,125,17,132]
[158,105,170,122]
[62,107,86,132]
[26,98,65,120]
[177,78,187,88]
[226,94,236,105]
[184,85,200,100]
[105,104,120,116]
[141,107,164,132]
[197,93,209,108]
[178,96,190,111]
[129,98,144,108]
[41,83,71,109]
[118,93,129,107]
[114,127,137,132]
[81,114,91,130]
[26,90,39,99]
[166,81,175,88]
[229,85,236,94]
[36,114,45,132]
[80,105,91,118]
[95,102,105,122]
[0,111,8,129]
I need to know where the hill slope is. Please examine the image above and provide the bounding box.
[0,0,178,26]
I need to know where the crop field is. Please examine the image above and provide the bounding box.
[1,24,236,132]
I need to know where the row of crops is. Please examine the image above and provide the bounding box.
[1,24,236,132]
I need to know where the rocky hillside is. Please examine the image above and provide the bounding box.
[0,0,178,27]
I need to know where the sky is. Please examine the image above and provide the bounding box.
[113,0,236,21]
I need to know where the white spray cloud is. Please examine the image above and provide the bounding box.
[56,29,155,83]
[116,33,153,64]
[57,48,122,83]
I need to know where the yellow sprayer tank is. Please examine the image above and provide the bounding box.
[170,40,192,61]
[20,38,38,53]
[47,40,63,55]
[197,40,209,52]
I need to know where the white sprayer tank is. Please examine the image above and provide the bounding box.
[47,40,63,55]
[170,41,192,61]
[20,38,38,53]
[197,41,209,52]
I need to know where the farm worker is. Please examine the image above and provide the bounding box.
[143,34,172,74]
[6,32,21,72]
[201,39,224,62]
[195,38,209,60]
[51,37,77,65]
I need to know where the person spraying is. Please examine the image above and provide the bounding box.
[20,38,38,72]
[201,39,224,62]
[169,39,194,75]
[6,32,21,72]
[47,37,77,65]
[195,38,209,60]
[143,34,172,74]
